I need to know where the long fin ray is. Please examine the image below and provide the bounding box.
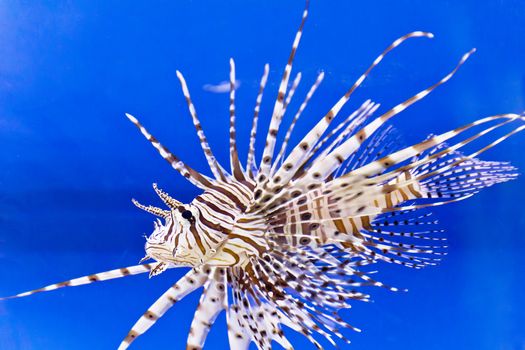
[0,263,163,301]
[176,71,228,181]
[267,114,521,218]
[258,0,310,177]
[272,72,324,173]
[186,268,227,349]
[263,32,434,198]
[299,48,476,186]
[126,113,213,189]
[118,267,209,350]
[229,59,246,181]
[247,64,270,178]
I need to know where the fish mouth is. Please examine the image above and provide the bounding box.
[145,244,173,264]
[145,244,197,267]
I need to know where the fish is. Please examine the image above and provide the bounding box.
[1,1,524,349]
[203,79,241,93]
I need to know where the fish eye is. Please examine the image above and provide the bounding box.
[181,210,193,220]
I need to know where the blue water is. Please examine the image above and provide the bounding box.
[1,1,524,349]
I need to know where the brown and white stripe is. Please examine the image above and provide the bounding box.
[176,71,227,181]
[3,2,523,350]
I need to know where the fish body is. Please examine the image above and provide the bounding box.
[2,1,524,349]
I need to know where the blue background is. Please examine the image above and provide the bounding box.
[0,0,524,349]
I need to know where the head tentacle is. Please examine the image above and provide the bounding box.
[152,183,182,209]
[131,198,170,218]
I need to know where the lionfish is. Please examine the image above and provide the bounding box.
[2,1,523,349]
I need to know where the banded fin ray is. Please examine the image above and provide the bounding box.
[272,72,324,173]
[125,113,214,189]
[278,72,303,133]
[119,267,209,350]
[246,63,270,177]
[186,267,228,349]
[229,58,246,181]
[268,71,303,177]
[311,100,381,166]
[254,31,434,206]
[266,113,520,220]
[296,48,477,190]
[258,0,310,178]
[225,305,252,350]
[261,111,522,272]
[335,124,401,178]
[2,2,523,350]
[0,263,163,301]
[176,70,228,181]
[232,261,330,349]
[339,114,522,185]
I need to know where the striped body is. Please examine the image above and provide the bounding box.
[1,1,523,350]
[143,177,276,269]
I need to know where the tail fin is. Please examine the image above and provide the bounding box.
[411,143,517,199]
